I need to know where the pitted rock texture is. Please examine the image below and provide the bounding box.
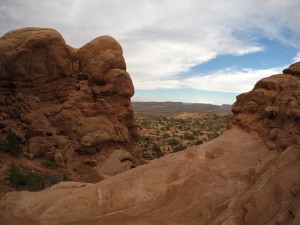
[283,61,300,77]
[0,27,140,184]
[0,30,300,224]
[229,68,300,151]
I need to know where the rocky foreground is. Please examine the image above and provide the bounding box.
[0,28,300,225]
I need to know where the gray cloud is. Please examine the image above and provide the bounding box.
[1,0,299,92]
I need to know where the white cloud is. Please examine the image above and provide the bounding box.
[181,67,285,93]
[292,52,300,63]
[0,0,300,93]
[133,66,285,93]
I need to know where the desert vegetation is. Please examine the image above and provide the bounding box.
[0,131,23,156]
[136,113,231,160]
[7,163,60,191]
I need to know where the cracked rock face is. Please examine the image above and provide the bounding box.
[229,64,300,151]
[0,29,300,225]
[0,27,141,180]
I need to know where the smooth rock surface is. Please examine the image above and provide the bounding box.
[0,127,299,225]
[98,149,135,177]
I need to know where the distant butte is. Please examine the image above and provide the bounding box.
[0,28,300,225]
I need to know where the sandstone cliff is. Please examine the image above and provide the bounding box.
[0,28,140,187]
[0,29,300,225]
[229,64,300,151]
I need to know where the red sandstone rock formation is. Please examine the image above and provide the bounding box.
[0,29,299,225]
[229,64,300,151]
[0,28,141,185]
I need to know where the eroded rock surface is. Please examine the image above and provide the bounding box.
[0,30,300,225]
[0,27,140,185]
[98,149,135,177]
[229,67,300,151]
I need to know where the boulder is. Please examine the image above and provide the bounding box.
[28,136,50,157]
[99,149,135,177]
[54,152,65,168]
[83,158,97,167]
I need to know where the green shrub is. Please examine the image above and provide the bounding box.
[73,165,86,174]
[0,139,7,152]
[25,172,47,191]
[7,131,23,156]
[173,144,187,152]
[7,163,49,191]
[142,152,154,161]
[208,131,220,140]
[162,133,170,138]
[43,160,58,169]
[7,163,26,188]
[140,136,151,142]
[183,132,195,140]
[167,138,179,146]
[195,139,203,145]
[2,96,12,106]
[0,131,23,156]
[152,144,163,158]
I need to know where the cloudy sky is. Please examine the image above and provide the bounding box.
[1,0,300,105]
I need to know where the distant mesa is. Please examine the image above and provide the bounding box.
[0,28,300,225]
[132,101,231,116]
[220,104,232,110]
[132,101,232,108]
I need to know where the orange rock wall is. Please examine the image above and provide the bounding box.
[0,28,140,173]
[229,65,300,151]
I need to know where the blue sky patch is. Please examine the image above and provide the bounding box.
[183,38,297,77]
